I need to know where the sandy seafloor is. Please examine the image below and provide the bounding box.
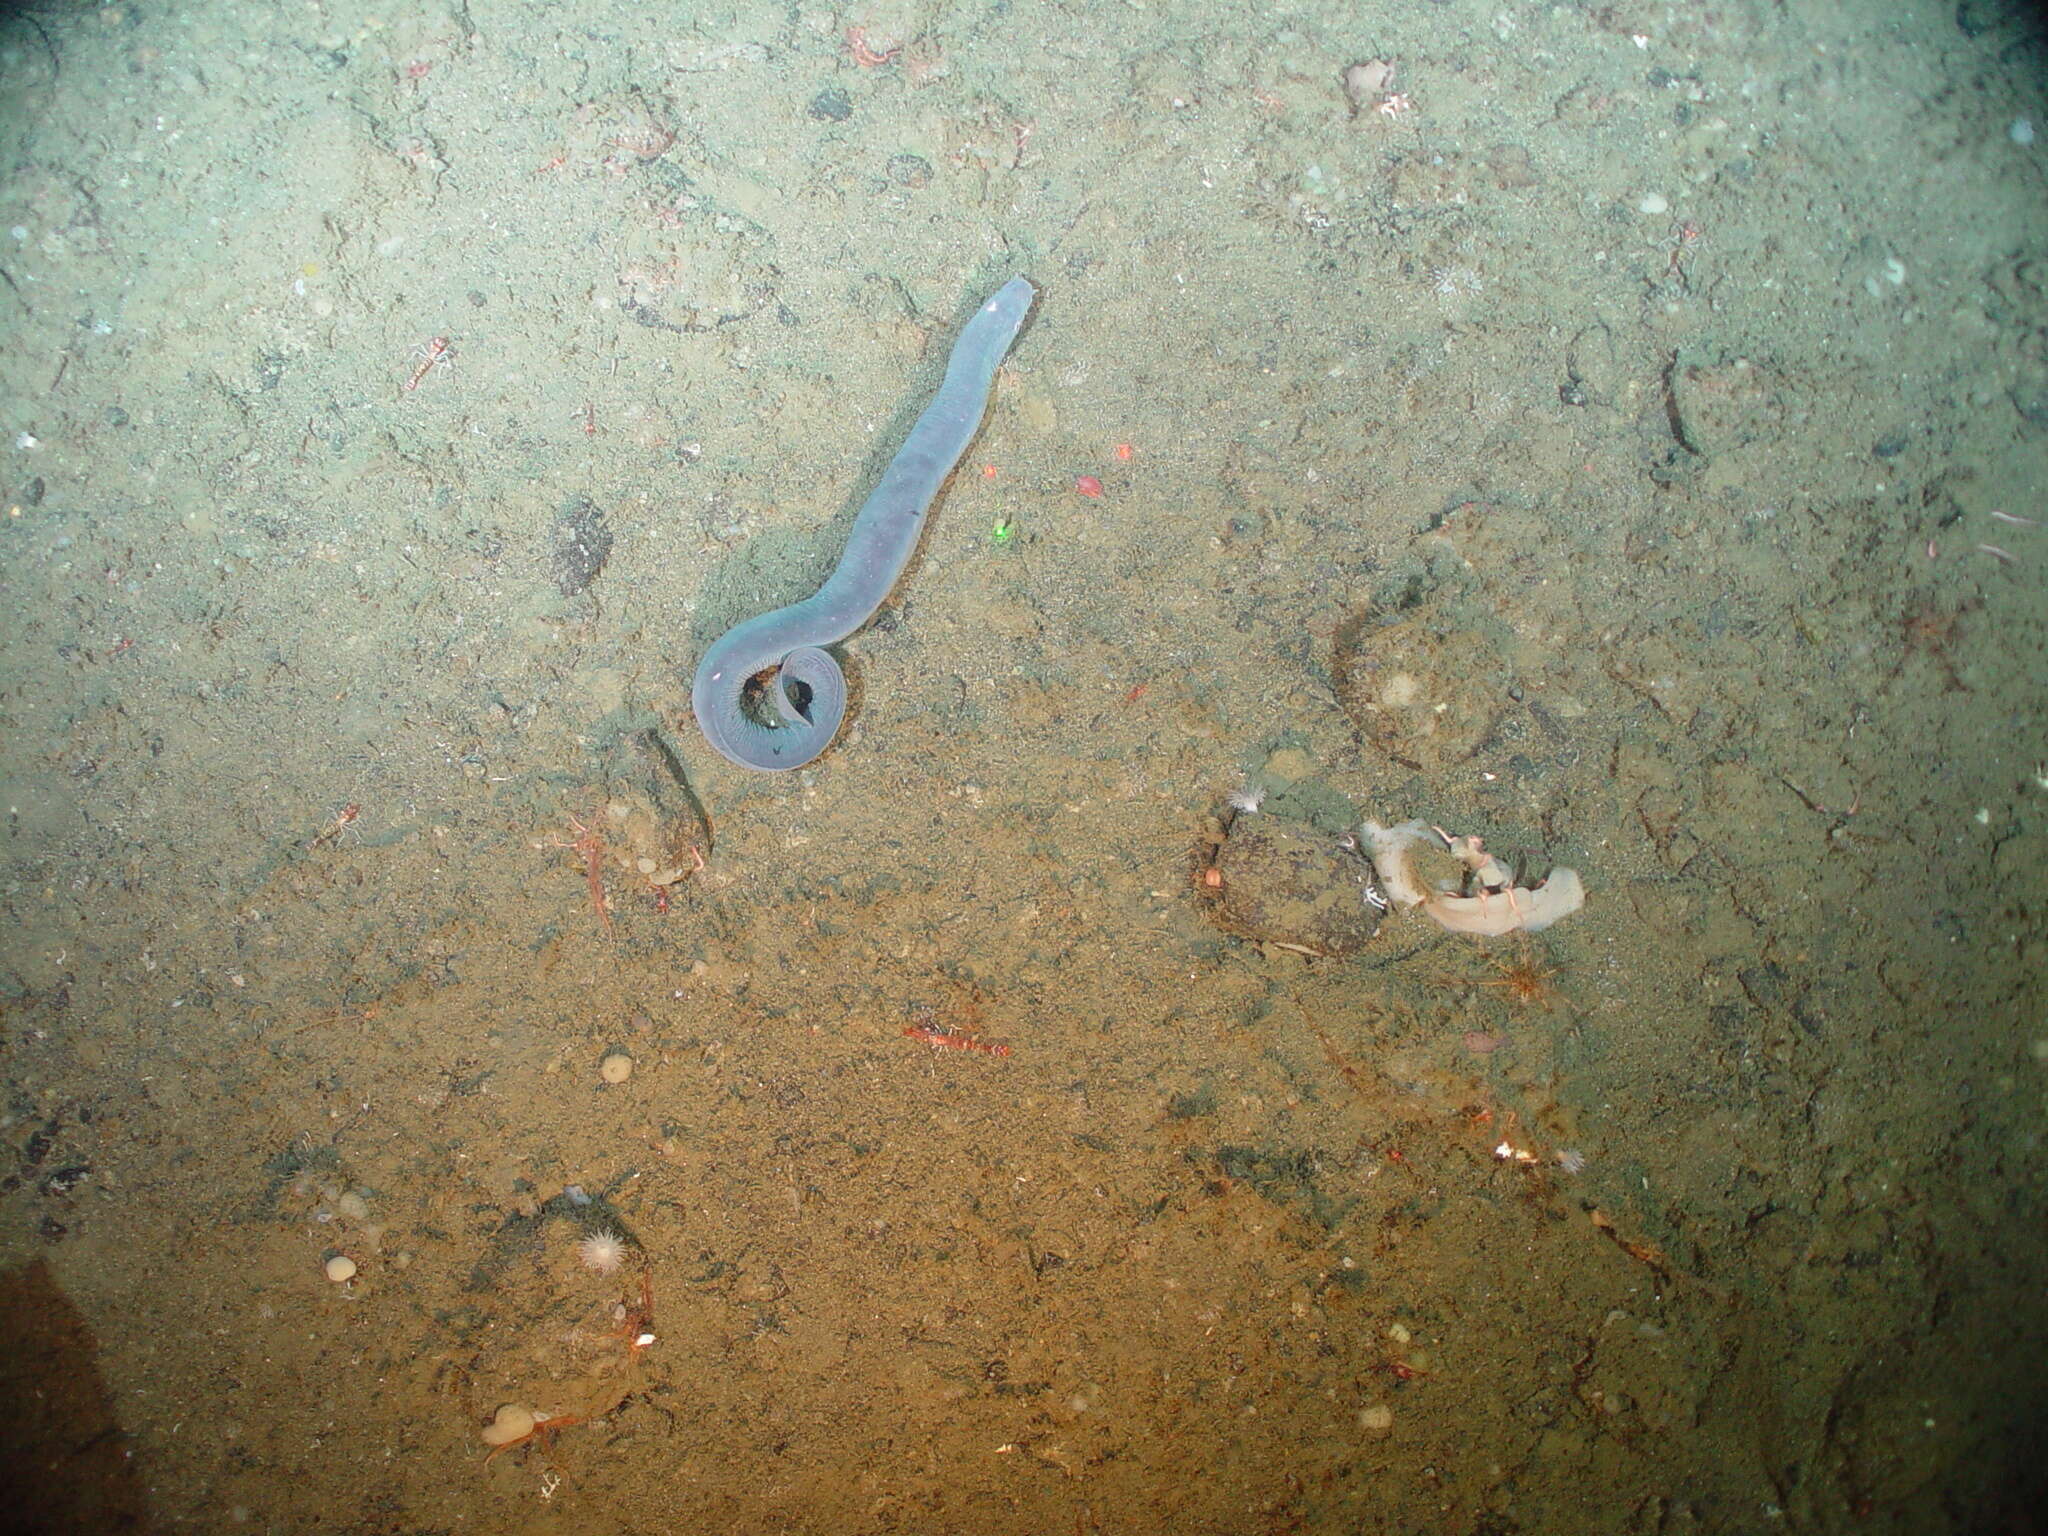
[0,0,2045,1532]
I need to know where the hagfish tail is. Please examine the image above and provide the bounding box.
[691,277,1037,771]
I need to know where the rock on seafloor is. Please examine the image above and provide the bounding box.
[1198,812,1383,957]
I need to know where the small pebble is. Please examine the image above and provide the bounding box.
[1360,1403,1394,1432]
[1638,191,1669,215]
[599,1051,633,1084]
[2013,117,2035,146]
[324,1254,357,1283]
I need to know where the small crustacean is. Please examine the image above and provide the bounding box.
[553,813,612,938]
[902,985,1013,1058]
[845,25,901,66]
[609,1268,658,1365]
[483,1405,585,1464]
[308,803,360,849]
[903,1024,1011,1058]
[403,335,453,392]
[1433,826,1521,923]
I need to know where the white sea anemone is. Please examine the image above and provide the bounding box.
[1554,1148,1587,1176]
[577,1229,628,1275]
[1226,784,1266,815]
